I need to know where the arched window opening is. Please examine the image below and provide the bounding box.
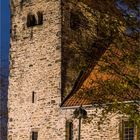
[37,11,43,25]
[70,12,81,30]
[32,131,38,140]
[26,13,37,27]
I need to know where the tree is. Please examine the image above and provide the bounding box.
[62,0,140,126]
[79,0,140,125]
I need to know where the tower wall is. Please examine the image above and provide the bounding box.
[8,0,65,140]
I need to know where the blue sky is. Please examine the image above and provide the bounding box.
[0,0,10,70]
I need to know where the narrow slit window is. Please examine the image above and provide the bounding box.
[32,131,38,140]
[66,120,73,140]
[32,91,35,103]
[37,11,43,25]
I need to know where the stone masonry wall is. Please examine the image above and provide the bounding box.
[8,0,64,139]
[63,108,121,140]
[8,0,122,140]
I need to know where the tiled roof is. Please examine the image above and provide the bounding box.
[61,45,140,107]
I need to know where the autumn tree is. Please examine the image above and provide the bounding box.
[61,0,140,125]
[79,0,140,125]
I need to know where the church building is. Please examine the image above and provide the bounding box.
[8,0,139,140]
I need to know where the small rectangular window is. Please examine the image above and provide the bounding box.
[123,121,135,140]
[66,120,73,140]
[32,132,38,140]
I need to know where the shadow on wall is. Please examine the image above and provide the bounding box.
[61,1,111,100]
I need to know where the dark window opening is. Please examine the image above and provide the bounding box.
[27,14,37,27]
[70,12,81,30]
[32,131,38,140]
[70,11,88,30]
[66,121,73,140]
[32,91,35,103]
[37,11,43,25]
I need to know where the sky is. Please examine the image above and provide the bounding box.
[0,0,10,74]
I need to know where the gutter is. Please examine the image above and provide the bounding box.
[60,100,140,109]
[61,104,93,109]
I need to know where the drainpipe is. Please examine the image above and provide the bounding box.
[78,114,82,140]
[73,106,87,140]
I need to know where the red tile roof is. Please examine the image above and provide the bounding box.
[61,45,140,107]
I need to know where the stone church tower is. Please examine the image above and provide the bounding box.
[9,0,63,139]
[8,0,139,140]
